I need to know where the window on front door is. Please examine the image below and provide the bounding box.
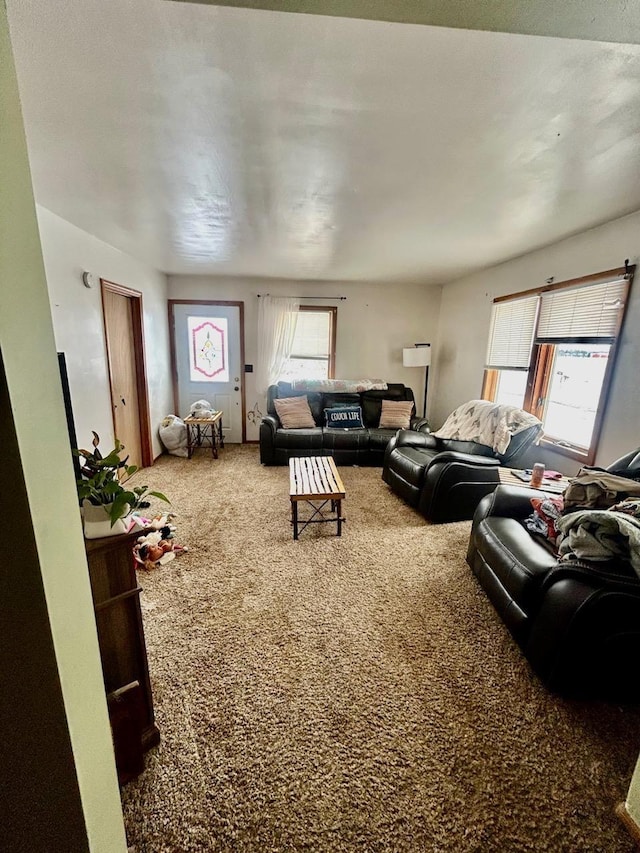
[187,315,230,383]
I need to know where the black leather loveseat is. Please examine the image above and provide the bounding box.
[467,447,640,700]
[260,382,419,466]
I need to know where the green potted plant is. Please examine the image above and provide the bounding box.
[75,432,169,539]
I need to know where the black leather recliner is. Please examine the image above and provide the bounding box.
[382,421,542,523]
[467,447,640,700]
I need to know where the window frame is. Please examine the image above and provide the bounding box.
[481,265,634,464]
[285,305,337,380]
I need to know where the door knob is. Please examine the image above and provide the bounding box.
[234,386,239,391]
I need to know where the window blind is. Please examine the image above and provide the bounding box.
[486,295,538,370]
[291,310,330,357]
[536,279,627,341]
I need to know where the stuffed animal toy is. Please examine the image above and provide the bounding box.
[134,527,187,571]
[190,399,216,418]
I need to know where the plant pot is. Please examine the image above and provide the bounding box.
[82,500,130,540]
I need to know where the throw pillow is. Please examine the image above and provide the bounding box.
[274,395,316,429]
[379,399,414,429]
[324,406,364,429]
[361,391,404,427]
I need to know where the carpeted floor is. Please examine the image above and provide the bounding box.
[121,445,640,852]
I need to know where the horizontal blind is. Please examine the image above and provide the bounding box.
[486,295,538,370]
[537,279,627,340]
[291,310,330,357]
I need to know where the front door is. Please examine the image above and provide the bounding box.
[170,302,244,443]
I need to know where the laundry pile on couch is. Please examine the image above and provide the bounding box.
[522,468,640,573]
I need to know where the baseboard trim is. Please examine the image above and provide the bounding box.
[616,802,640,848]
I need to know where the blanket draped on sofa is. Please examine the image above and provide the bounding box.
[288,379,388,393]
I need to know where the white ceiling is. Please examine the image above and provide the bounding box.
[181,0,640,45]
[8,0,640,284]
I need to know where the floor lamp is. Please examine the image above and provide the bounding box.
[403,343,431,420]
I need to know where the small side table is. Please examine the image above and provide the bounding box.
[185,411,224,459]
[498,467,570,495]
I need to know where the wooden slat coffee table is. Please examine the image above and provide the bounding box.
[289,456,346,540]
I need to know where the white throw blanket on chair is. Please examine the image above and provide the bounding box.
[433,400,541,455]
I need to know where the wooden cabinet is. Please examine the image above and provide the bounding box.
[85,531,159,783]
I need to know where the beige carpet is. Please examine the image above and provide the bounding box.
[121,445,640,852]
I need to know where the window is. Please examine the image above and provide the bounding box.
[187,315,229,382]
[485,294,538,407]
[482,266,634,463]
[540,343,611,449]
[279,306,337,382]
[492,370,529,408]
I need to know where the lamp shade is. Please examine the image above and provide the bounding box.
[403,345,431,367]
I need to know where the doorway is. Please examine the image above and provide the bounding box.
[169,301,245,443]
[101,279,153,469]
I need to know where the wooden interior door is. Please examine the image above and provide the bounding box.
[102,281,152,470]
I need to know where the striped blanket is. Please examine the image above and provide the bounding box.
[288,379,388,393]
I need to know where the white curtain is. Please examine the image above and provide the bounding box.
[256,296,300,394]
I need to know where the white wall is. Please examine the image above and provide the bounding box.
[1,6,126,850]
[167,276,443,440]
[433,209,640,473]
[37,206,172,458]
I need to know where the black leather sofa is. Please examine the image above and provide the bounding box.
[382,421,542,523]
[467,447,640,700]
[260,382,420,466]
